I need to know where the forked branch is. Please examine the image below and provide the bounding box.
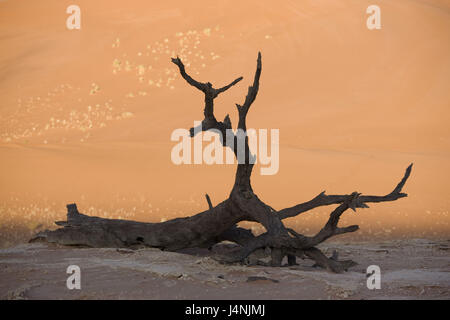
[171,56,242,150]
[278,163,413,220]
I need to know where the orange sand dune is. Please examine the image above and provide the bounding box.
[0,0,449,246]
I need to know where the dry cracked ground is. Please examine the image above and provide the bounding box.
[0,239,449,300]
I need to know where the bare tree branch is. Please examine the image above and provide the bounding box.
[303,247,357,273]
[236,51,262,131]
[231,52,262,191]
[298,193,362,248]
[277,164,413,220]
[205,193,213,210]
[216,77,244,96]
[171,57,207,92]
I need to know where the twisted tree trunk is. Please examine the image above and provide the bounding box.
[31,53,412,273]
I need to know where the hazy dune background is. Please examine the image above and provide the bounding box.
[1,0,449,247]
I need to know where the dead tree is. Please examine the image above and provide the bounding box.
[31,53,412,273]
